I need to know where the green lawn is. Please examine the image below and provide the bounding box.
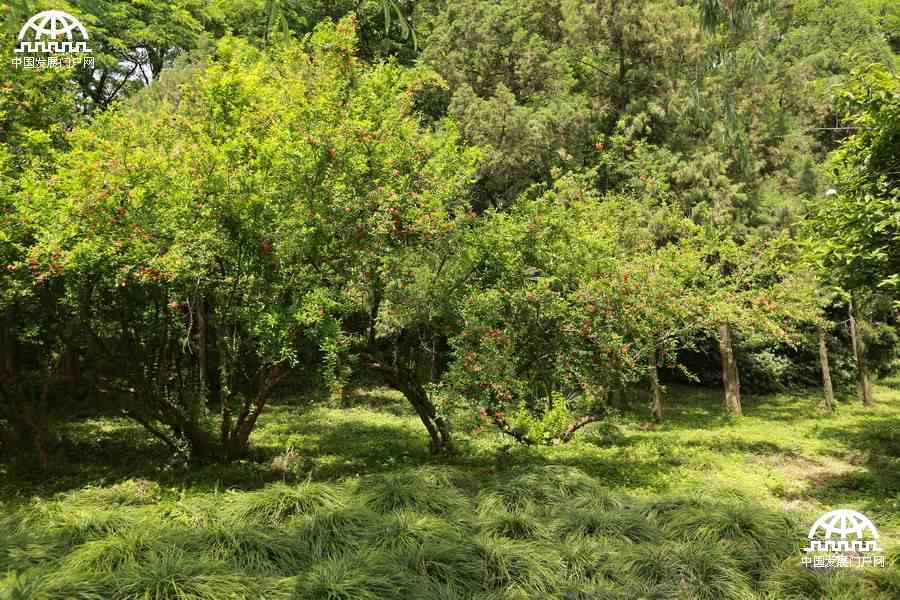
[2,381,899,599]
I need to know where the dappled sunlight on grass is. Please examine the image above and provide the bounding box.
[2,381,899,598]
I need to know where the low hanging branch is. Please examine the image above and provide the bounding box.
[557,414,606,442]
[489,411,534,445]
[488,410,606,446]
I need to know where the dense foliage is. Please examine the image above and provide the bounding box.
[1,0,897,461]
[1,1,899,598]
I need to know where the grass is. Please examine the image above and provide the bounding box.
[1,380,899,598]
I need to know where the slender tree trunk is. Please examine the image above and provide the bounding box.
[62,347,80,384]
[16,399,50,468]
[360,354,454,455]
[818,327,835,412]
[848,296,874,407]
[0,318,15,377]
[649,347,663,423]
[222,363,289,460]
[718,322,742,416]
[196,297,208,393]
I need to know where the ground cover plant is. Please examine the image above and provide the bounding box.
[1,0,898,598]
[2,380,899,599]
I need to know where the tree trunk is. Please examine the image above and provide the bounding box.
[403,382,453,455]
[360,354,454,455]
[0,320,14,377]
[649,347,663,423]
[222,362,289,460]
[180,422,212,463]
[718,322,742,416]
[11,392,51,469]
[848,296,874,407]
[196,297,208,394]
[62,347,80,384]
[817,327,835,412]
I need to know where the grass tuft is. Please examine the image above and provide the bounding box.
[65,479,162,507]
[361,468,468,515]
[553,507,660,543]
[226,480,344,526]
[292,552,408,600]
[112,547,258,600]
[399,538,483,593]
[476,495,545,540]
[474,535,563,594]
[63,529,151,574]
[365,510,462,552]
[180,525,306,575]
[485,466,616,512]
[162,496,223,528]
[293,506,382,560]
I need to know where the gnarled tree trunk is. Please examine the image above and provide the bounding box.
[221,362,289,459]
[361,354,453,454]
[718,322,742,416]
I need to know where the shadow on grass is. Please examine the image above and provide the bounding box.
[638,384,825,430]
[807,415,900,520]
[0,421,173,501]
[682,437,797,456]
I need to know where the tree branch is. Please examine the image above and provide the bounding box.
[489,411,535,445]
[556,414,605,443]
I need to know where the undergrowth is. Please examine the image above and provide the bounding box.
[1,382,899,598]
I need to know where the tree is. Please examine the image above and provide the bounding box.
[16,18,477,460]
[0,24,81,465]
[812,65,899,295]
[445,174,728,442]
[708,234,822,415]
[808,65,899,406]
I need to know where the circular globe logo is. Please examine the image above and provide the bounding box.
[808,509,878,541]
[17,10,89,42]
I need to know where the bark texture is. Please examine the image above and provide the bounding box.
[718,322,742,416]
[848,296,874,407]
[818,327,835,412]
